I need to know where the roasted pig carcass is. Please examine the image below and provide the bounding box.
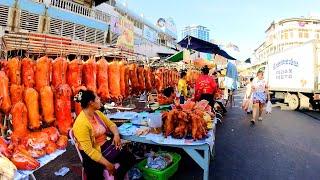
[35,56,52,92]
[52,57,68,88]
[45,141,57,155]
[9,84,23,105]
[119,61,128,98]
[11,147,40,170]
[0,71,11,113]
[7,57,21,85]
[154,68,164,93]
[41,127,60,142]
[21,57,35,88]
[40,86,55,124]
[56,135,68,150]
[83,58,97,92]
[145,67,153,92]
[67,59,83,94]
[97,58,110,102]
[108,61,121,101]
[11,102,29,139]
[24,88,41,129]
[137,66,146,92]
[0,137,12,158]
[55,84,73,135]
[128,64,139,95]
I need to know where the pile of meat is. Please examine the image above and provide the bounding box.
[162,100,214,140]
[0,127,67,170]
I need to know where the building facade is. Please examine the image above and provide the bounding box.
[182,25,210,41]
[254,16,320,63]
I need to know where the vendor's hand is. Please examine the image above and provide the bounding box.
[113,134,122,150]
[105,163,116,175]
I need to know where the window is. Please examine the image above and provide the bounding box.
[304,32,309,38]
[299,32,303,38]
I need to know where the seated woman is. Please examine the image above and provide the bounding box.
[157,87,176,105]
[73,89,135,180]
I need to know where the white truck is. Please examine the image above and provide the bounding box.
[265,40,320,110]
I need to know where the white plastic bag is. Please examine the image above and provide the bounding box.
[266,101,272,114]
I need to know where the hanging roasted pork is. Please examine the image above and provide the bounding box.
[55,84,73,135]
[145,67,153,92]
[83,58,97,92]
[0,71,12,114]
[24,88,41,129]
[40,86,55,124]
[67,58,83,94]
[21,57,35,88]
[97,58,110,102]
[52,57,68,88]
[7,57,21,85]
[10,84,23,105]
[128,64,139,95]
[137,66,146,92]
[119,61,128,98]
[108,61,121,101]
[10,102,28,140]
[35,56,52,92]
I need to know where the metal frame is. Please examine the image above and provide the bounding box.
[121,135,214,180]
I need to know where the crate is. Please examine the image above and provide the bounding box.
[137,152,181,180]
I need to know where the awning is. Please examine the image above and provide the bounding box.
[166,51,183,62]
[178,35,237,60]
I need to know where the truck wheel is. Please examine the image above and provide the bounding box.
[288,94,300,110]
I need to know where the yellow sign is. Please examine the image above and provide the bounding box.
[117,17,134,50]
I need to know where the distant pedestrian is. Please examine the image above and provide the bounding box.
[178,70,188,104]
[244,77,254,114]
[250,70,269,125]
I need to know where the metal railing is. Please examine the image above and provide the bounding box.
[33,0,111,23]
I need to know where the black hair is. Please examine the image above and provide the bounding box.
[163,87,174,98]
[180,71,187,78]
[257,70,264,75]
[201,65,210,75]
[250,77,254,82]
[74,89,96,108]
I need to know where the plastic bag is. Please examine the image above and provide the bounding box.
[266,101,272,114]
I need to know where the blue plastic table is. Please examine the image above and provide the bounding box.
[121,134,214,180]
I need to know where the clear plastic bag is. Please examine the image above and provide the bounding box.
[266,101,272,114]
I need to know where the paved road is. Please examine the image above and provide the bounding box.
[34,90,320,180]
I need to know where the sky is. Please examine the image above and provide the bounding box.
[118,0,320,60]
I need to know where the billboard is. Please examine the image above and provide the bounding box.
[117,17,134,50]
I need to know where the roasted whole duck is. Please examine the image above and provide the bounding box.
[40,86,55,124]
[108,61,121,101]
[67,59,83,94]
[10,147,40,170]
[41,127,60,142]
[24,88,41,129]
[52,57,68,88]
[56,135,68,150]
[55,84,73,135]
[97,58,110,102]
[83,58,97,92]
[35,56,52,92]
[128,64,139,95]
[21,57,35,88]
[119,61,127,98]
[11,102,29,139]
[0,71,11,113]
[0,137,12,158]
[7,57,21,85]
[10,84,23,105]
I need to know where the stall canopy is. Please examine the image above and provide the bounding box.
[178,35,237,60]
[166,51,183,62]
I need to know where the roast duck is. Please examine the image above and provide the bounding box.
[97,58,110,102]
[40,86,55,124]
[21,57,35,88]
[83,58,97,92]
[7,57,21,85]
[67,59,83,94]
[35,56,52,92]
[24,88,41,129]
[128,64,139,95]
[0,71,12,114]
[55,84,73,135]
[108,61,121,101]
[52,57,68,88]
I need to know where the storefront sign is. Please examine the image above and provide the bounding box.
[110,16,121,35]
[117,17,134,50]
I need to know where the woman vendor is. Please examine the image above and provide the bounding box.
[72,89,135,180]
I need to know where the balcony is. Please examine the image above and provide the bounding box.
[34,0,111,23]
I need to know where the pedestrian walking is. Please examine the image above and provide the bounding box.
[250,70,269,125]
[242,77,254,114]
[178,70,188,104]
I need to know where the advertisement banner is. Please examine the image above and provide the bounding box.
[110,16,121,35]
[143,25,158,43]
[117,17,134,50]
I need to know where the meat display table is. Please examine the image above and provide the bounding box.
[118,124,215,180]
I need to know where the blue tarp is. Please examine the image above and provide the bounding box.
[178,36,236,60]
